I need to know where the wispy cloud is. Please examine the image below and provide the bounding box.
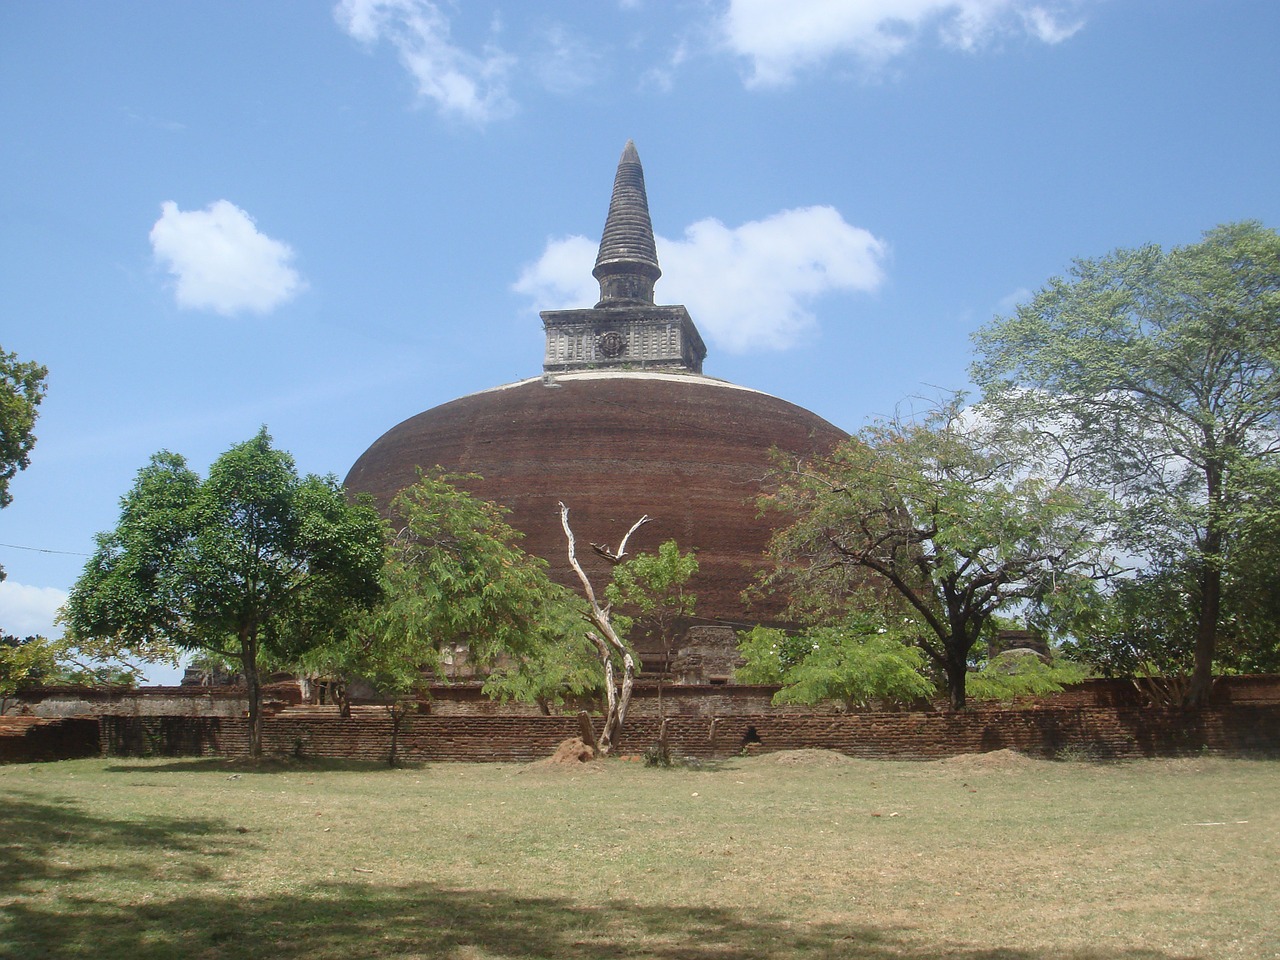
[516,206,887,353]
[532,25,602,95]
[150,200,305,316]
[996,286,1033,315]
[718,0,1087,86]
[0,581,68,640]
[335,0,514,123]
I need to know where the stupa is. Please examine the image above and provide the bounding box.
[344,142,847,665]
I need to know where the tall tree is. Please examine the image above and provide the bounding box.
[0,347,48,583]
[761,397,1113,709]
[972,221,1280,705]
[63,429,385,756]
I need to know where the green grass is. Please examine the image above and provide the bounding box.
[2,750,1276,959]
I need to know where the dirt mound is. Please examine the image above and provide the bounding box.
[753,748,855,767]
[520,737,601,773]
[936,748,1041,770]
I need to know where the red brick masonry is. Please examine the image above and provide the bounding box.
[97,703,1279,763]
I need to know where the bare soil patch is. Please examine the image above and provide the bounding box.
[752,748,855,767]
[518,737,602,773]
[935,747,1042,770]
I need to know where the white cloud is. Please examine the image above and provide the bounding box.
[532,26,601,95]
[719,0,1086,86]
[514,234,600,312]
[149,200,305,316]
[334,0,514,123]
[515,206,887,353]
[996,286,1033,314]
[0,581,68,639]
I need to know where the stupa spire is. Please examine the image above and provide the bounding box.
[540,139,705,375]
[592,140,662,307]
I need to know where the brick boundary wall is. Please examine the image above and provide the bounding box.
[98,703,1280,764]
[0,717,101,763]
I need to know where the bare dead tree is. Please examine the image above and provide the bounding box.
[559,502,649,756]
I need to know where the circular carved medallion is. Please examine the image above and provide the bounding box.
[597,331,627,358]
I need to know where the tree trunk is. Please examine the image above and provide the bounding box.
[388,705,402,768]
[241,626,262,758]
[943,641,968,712]
[1187,560,1221,707]
[1187,459,1224,708]
[578,711,598,755]
[591,631,635,756]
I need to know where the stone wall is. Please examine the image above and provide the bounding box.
[12,675,1280,720]
[98,702,1280,764]
[3,683,298,718]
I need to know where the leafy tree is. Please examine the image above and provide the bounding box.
[1,632,151,691]
[1,635,63,711]
[63,429,385,756]
[1063,556,1280,705]
[965,650,1091,703]
[299,470,590,760]
[972,221,1280,705]
[372,470,570,676]
[606,540,698,653]
[760,396,1114,710]
[0,347,48,582]
[480,600,603,715]
[736,618,935,710]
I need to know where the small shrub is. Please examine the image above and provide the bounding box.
[1052,743,1100,763]
[643,741,673,767]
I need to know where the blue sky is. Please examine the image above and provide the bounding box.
[2,1,1278,682]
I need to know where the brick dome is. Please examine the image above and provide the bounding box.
[344,370,846,635]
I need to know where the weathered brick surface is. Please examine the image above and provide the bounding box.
[98,703,1280,763]
[0,716,100,763]
[343,373,849,650]
[5,682,298,718]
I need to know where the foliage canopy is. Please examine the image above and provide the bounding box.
[760,396,1114,709]
[0,346,48,585]
[736,618,935,709]
[972,220,1280,703]
[63,428,386,755]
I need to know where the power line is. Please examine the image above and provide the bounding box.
[0,541,90,558]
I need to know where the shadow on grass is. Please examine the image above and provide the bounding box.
[5,877,1200,960]
[0,793,1206,960]
[0,793,239,897]
[102,756,403,775]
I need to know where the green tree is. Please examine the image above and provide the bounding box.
[63,429,385,756]
[480,600,603,716]
[1,635,63,711]
[965,651,1091,703]
[300,470,591,759]
[761,397,1113,710]
[736,618,935,710]
[368,470,577,683]
[972,221,1280,705]
[0,347,48,582]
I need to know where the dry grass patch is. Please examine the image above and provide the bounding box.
[2,752,1276,959]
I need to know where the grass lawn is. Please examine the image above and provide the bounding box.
[1,749,1276,959]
